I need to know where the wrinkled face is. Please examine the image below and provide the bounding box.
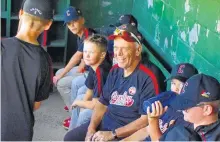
[83,42,104,66]
[67,17,84,35]
[171,79,184,94]
[113,38,140,69]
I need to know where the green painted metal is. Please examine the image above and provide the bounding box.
[1,0,6,11]
[132,0,220,81]
[71,0,133,28]
[2,0,220,80]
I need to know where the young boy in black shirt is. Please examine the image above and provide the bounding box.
[1,0,54,140]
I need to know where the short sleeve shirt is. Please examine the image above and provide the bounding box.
[1,37,52,140]
[99,63,161,130]
[85,60,112,98]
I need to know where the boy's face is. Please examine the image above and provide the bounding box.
[83,42,104,66]
[171,79,184,94]
[182,106,204,125]
[67,17,84,35]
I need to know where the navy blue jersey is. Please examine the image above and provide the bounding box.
[160,119,220,141]
[85,60,112,98]
[159,124,202,141]
[77,28,95,52]
[195,119,220,141]
[99,63,161,130]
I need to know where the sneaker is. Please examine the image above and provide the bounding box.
[63,117,71,124]
[63,119,70,130]
[64,106,69,112]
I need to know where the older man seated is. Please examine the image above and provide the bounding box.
[64,24,164,141]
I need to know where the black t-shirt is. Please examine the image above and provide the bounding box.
[1,37,53,141]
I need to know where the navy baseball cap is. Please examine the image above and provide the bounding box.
[112,14,138,27]
[165,63,198,82]
[108,24,142,45]
[23,0,55,20]
[64,6,82,24]
[170,74,220,110]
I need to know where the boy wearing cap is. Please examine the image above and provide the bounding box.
[122,63,198,141]
[69,34,112,130]
[64,24,164,141]
[1,0,54,140]
[53,6,96,119]
[164,74,220,141]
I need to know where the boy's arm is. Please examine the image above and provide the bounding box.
[34,54,53,110]
[147,101,168,141]
[55,51,83,79]
[71,89,98,109]
[77,59,86,73]
[34,102,41,111]
[73,99,98,110]
[83,89,93,101]
[148,117,163,141]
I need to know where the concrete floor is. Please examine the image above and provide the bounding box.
[33,92,69,141]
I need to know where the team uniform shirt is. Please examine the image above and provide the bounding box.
[195,119,220,141]
[77,28,95,52]
[159,125,202,141]
[1,37,52,141]
[85,60,112,98]
[159,120,220,141]
[99,63,161,131]
[160,115,220,141]
[141,60,167,92]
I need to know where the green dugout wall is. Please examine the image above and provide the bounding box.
[1,0,220,81]
[73,0,220,81]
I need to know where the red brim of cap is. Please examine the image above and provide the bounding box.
[108,35,135,42]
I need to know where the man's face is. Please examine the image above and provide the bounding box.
[83,42,104,66]
[67,17,84,35]
[113,38,140,69]
[171,79,184,94]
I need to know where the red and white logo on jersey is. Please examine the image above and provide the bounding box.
[129,87,136,95]
[110,91,134,107]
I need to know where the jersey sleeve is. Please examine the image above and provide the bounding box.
[139,77,156,115]
[77,39,84,52]
[99,70,114,106]
[35,54,53,102]
[85,69,95,90]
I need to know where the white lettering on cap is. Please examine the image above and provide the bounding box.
[30,8,42,15]
[66,10,70,16]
